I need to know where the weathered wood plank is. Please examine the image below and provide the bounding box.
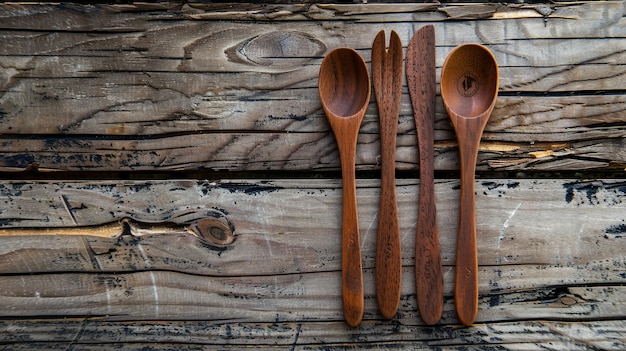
[0,126,623,172]
[2,78,626,137]
[1,178,625,272]
[2,21,624,68]
[1,319,622,350]
[0,2,624,349]
[1,2,623,68]
[1,268,624,323]
[0,261,624,325]
[0,273,624,349]
[0,179,623,330]
[0,2,624,172]
[1,15,623,88]
[1,1,623,29]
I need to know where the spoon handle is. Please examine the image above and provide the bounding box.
[406,24,443,325]
[455,132,480,326]
[338,140,364,328]
[372,30,403,319]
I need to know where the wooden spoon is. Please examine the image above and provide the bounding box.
[440,44,499,326]
[371,30,403,320]
[318,47,371,327]
[406,24,443,325]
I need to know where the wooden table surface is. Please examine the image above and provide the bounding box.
[0,1,624,349]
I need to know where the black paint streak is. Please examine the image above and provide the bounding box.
[218,181,283,195]
[563,180,626,205]
[489,294,501,307]
[605,224,626,238]
[481,181,502,190]
[481,181,519,191]
[563,181,600,204]
[605,181,626,195]
[481,181,519,198]
[565,188,574,203]
[268,113,308,121]
[1,154,36,168]
[507,181,520,189]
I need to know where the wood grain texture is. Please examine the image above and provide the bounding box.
[0,178,624,348]
[0,1,625,349]
[0,2,625,172]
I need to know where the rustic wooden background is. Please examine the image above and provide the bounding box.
[0,1,625,349]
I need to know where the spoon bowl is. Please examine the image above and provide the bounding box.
[319,49,370,118]
[441,44,498,120]
[441,44,498,326]
[319,48,370,327]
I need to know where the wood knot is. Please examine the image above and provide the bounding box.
[225,31,325,69]
[558,295,578,306]
[190,218,235,246]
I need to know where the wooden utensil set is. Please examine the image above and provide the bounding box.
[319,25,498,328]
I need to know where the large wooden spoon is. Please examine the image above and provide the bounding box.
[318,47,370,327]
[371,29,403,320]
[440,44,499,326]
[406,24,443,325]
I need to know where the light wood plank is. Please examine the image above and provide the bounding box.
[0,269,624,323]
[1,179,624,269]
[0,179,623,329]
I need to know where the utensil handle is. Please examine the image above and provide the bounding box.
[339,145,364,327]
[455,140,480,326]
[376,145,401,319]
[416,150,443,325]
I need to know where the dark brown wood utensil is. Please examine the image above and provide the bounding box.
[406,24,443,325]
[440,43,499,326]
[318,47,371,328]
[371,30,403,319]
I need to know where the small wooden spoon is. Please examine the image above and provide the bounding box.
[318,47,371,327]
[440,44,499,326]
[371,29,403,320]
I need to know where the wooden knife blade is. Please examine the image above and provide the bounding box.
[406,24,443,325]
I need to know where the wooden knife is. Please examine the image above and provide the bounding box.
[406,24,444,325]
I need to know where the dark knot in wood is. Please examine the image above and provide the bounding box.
[225,31,325,69]
[190,218,235,246]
